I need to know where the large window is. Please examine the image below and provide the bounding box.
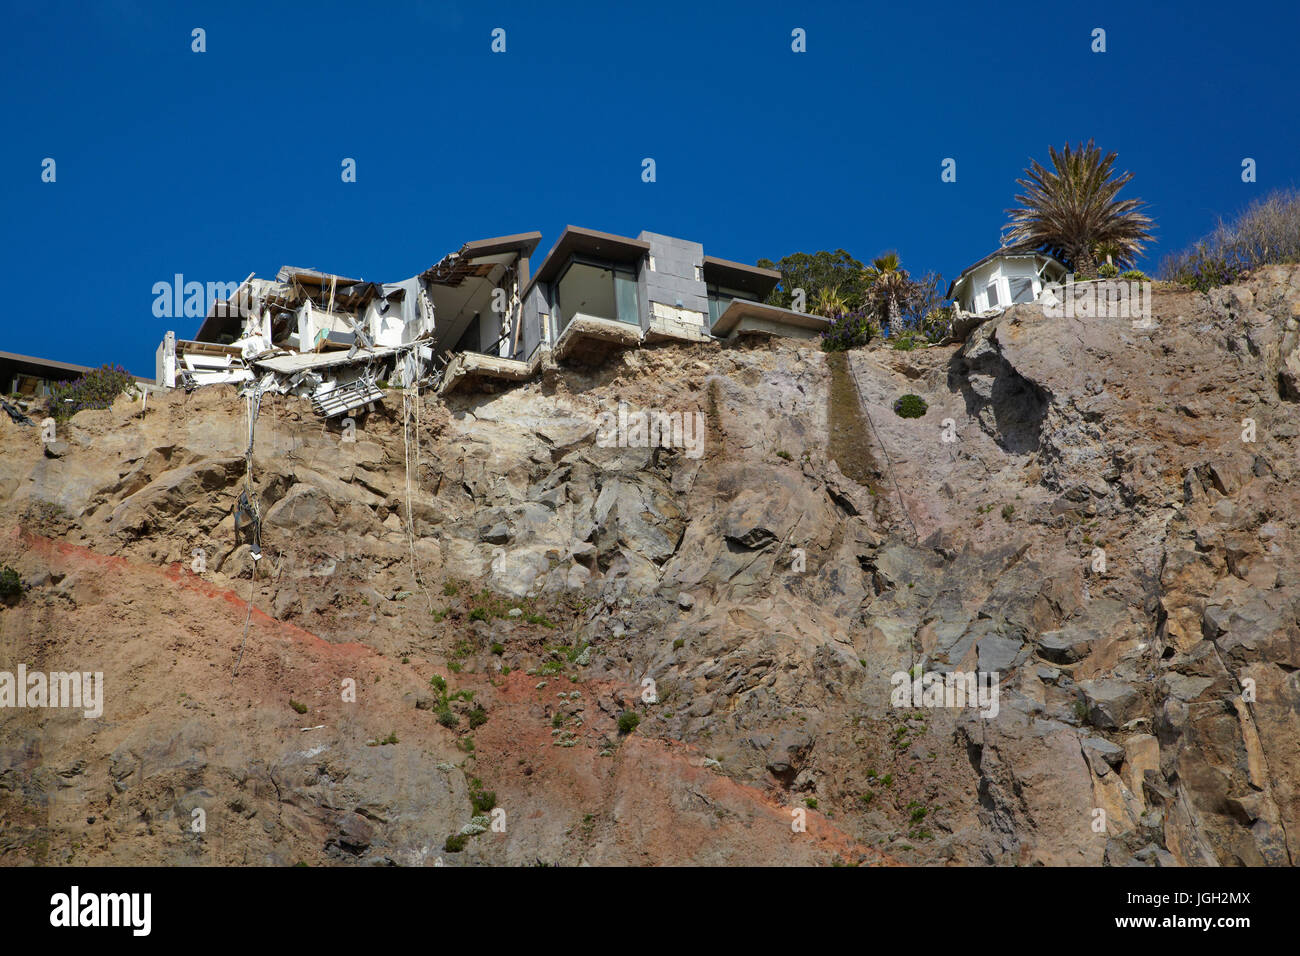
[1008,276,1035,304]
[707,284,751,330]
[554,257,639,334]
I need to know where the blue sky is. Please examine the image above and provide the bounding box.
[3,0,1297,378]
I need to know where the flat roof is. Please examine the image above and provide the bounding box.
[711,299,829,336]
[0,349,155,385]
[528,226,651,291]
[0,349,96,378]
[702,255,782,299]
[462,231,543,260]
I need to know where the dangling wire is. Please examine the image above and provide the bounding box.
[234,385,264,676]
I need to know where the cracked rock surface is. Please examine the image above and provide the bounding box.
[3,266,1300,866]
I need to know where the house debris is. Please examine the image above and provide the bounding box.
[155,226,828,411]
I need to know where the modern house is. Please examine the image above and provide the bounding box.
[156,226,821,412]
[517,226,821,370]
[2,350,154,402]
[947,248,1068,314]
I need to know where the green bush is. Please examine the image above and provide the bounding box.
[893,394,928,419]
[47,365,134,420]
[0,565,22,599]
[1119,269,1148,281]
[1097,262,1120,278]
[919,306,954,342]
[617,710,640,735]
[820,310,880,352]
[444,833,468,853]
[289,699,308,714]
[468,706,488,729]
[436,708,459,729]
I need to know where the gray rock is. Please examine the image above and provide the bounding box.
[1078,679,1143,730]
[1081,735,1125,774]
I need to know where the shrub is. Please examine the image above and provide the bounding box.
[893,394,928,418]
[617,710,640,735]
[289,699,308,714]
[1161,188,1300,290]
[1119,269,1148,281]
[47,365,134,420]
[0,565,22,599]
[468,706,488,729]
[429,675,447,694]
[1097,262,1120,278]
[820,309,880,352]
[919,305,954,342]
[490,642,504,656]
[470,787,496,814]
[468,607,488,622]
[436,708,459,729]
[1001,504,1015,521]
[443,833,468,853]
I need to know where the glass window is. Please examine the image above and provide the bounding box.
[986,282,1000,308]
[615,272,639,324]
[1008,276,1035,303]
[554,257,640,333]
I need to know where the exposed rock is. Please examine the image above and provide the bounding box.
[6,270,1300,866]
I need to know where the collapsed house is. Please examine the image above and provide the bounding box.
[155,227,821,415]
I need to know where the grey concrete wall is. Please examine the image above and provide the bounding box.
[638,231,708,321]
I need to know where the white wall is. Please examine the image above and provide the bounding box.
[959,257,1066,312]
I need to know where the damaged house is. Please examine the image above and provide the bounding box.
[156,232,541,416]
[155,226,821,415]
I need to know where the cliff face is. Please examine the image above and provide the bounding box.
[3,266,1300,866]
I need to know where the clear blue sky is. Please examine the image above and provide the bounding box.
[3,0,1297,378]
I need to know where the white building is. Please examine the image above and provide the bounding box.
[947,249,1067,314]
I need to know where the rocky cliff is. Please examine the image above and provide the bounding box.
[3,267,1300,866]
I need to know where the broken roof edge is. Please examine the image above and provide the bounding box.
[251,345,405,375]
[460,231,543,260]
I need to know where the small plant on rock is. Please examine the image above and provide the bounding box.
[893,394,928,419]
[617,710,640,735]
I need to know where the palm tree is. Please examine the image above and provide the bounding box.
[1003,140,1154,278]
[865,252,910,329]
[810,285,848,319]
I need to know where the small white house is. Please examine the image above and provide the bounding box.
[948,249,1067,314]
